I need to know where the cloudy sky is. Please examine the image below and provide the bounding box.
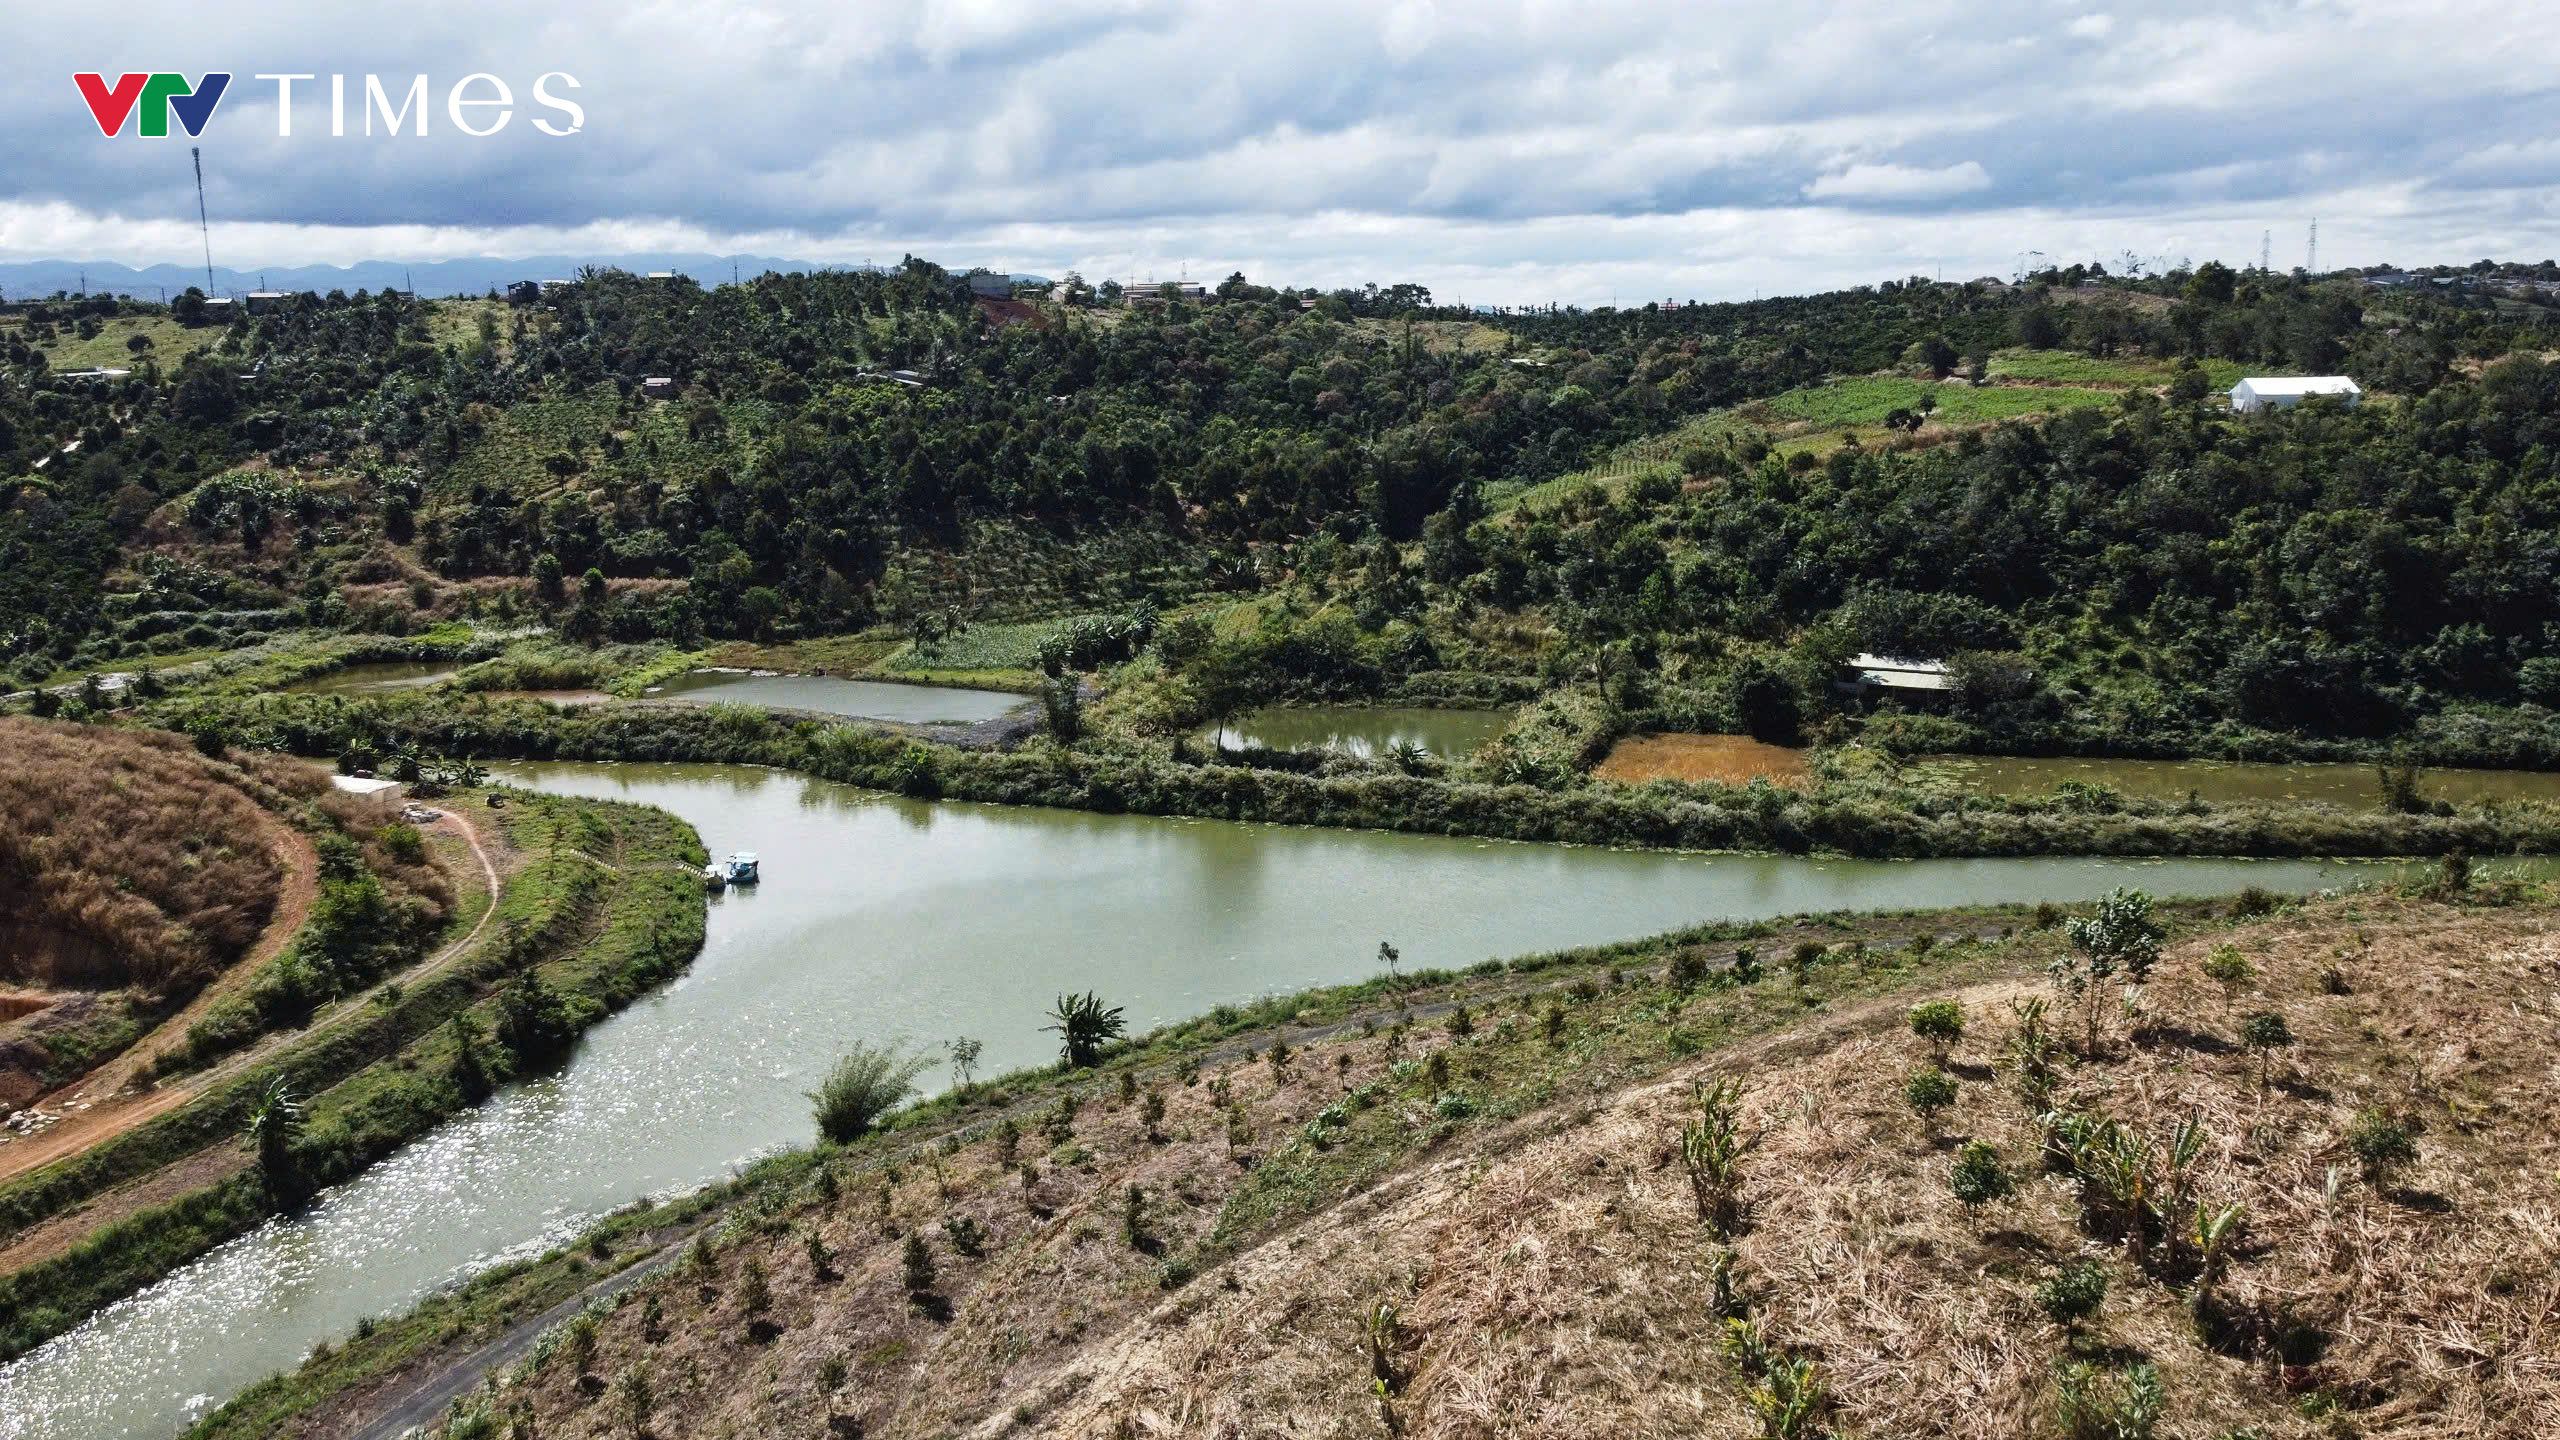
[8,0,2559,304]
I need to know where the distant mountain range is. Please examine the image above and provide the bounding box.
[0,255,1051,302]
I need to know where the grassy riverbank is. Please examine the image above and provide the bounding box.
[186,871,2559,1439]
[0,788,706,1364]
[155,689,2560,860]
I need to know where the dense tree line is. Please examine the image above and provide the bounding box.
[4,257,2556,756]
[1395,356,2560,751]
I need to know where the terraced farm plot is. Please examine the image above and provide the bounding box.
[1760,375,2117,428]
[880,616,1066,675]
[1987,348,2251,389]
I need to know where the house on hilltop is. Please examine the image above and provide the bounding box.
[2229,377,2361,412]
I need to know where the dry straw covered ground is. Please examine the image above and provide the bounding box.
[1592,733,1812,787]
[0,716,319,991]
[356,885,2560,1440]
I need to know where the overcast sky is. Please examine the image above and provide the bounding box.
[8,0,2558,304]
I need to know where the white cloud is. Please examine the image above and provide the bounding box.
[1804,161,1993,202]
[1379,0,1439,64]
[2,0,2557,302]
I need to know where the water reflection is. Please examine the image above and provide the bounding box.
[1204,705,1513,759]
[651,672,1026,725]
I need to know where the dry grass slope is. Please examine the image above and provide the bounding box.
[321,888,2560,1440]
[0,717,318,991]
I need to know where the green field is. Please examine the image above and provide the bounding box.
[1987,348,2252,388]
[877,614,1124,688]
[1,314,225,373]
[1760,375,2118,429]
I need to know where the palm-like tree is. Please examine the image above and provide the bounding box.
[245,1074,306,1203]
[1045,991,1126,1069]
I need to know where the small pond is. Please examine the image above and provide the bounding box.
[1920,755,2560,810]
[1204,705,1513,759]
[650,671,1028,725]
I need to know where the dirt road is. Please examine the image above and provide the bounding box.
[0,802,318,1186]
[0,799,504,1233]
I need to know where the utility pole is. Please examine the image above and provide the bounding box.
[193,147,216,296]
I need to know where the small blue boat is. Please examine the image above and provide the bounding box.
[725,851,761,885]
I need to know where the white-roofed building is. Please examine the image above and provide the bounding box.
[1837,653,1950,701]
[2229,376,2361,412]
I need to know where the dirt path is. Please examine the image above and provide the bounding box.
[153,801,506,1100]
[0,804,319,1186]
[0,802,507,1264]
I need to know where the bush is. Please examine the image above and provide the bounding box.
[2054,1360,2163,1440]
[2347,1108,2418,1189]
[1949,1141,2014,1211]
[1679,1078,1750,1237]
[1904,1066,1958,1131]
[2199,944,2255,1009]
[2238,1011,2293,1089]
[809,1042,931,1143]
[900,1233,935,1295]
[2226,886,2283,918]
[2037,1259,2110,1329]
[1907,1000,1965,1060]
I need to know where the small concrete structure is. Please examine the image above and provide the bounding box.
[244,291,290,314]
[1838,653,1950,700]
[640,376,678,400]
[2230,376,2361,412]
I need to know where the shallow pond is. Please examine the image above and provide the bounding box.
[649,672,1027,725]
[0,761,2485,1438]
[1921,755,2560,810]
[1204,705,1512,759]
[283,661,461,695]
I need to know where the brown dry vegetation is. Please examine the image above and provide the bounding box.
[368,885,2560,1440]
[0,717,320,991]
[1595,732,1811,787]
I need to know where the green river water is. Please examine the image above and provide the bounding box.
[0,761,2492,1437]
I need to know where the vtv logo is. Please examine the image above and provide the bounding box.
[76,72,232,137]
